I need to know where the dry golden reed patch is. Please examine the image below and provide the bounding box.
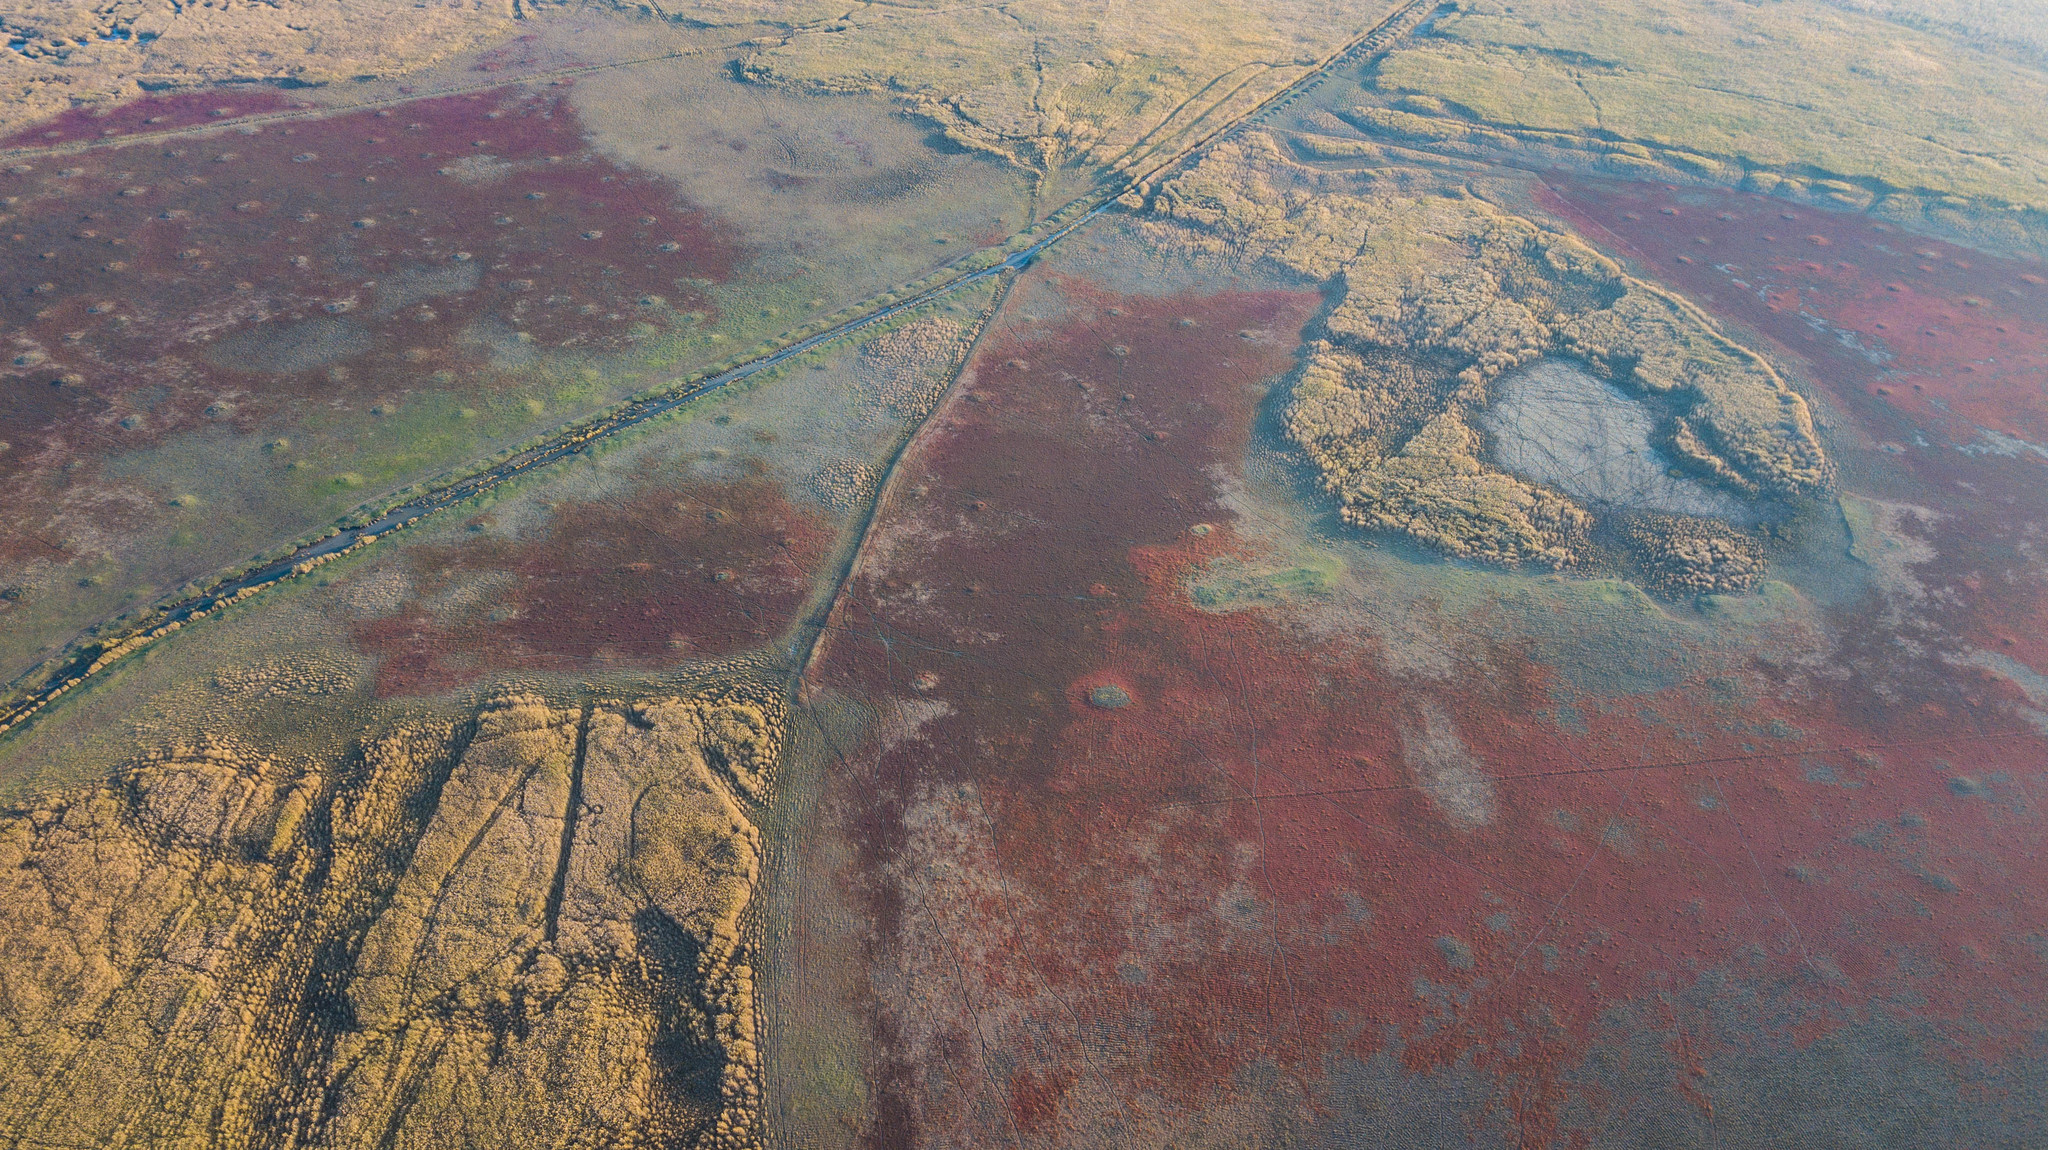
[1147,134,1825,575]
[0,685,785,1149]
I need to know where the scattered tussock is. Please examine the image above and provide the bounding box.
[855,316,969,418]
[807,458,879,513]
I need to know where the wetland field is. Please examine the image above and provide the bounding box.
[1,1,2045,1146]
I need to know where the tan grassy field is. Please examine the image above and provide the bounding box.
[1358,0,2048,209]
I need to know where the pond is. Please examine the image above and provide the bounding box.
[1480,359,1751,521]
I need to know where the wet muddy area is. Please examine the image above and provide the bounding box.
[809,272,2048,1146]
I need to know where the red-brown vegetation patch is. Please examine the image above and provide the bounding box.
[355,472,830,697]
[1548,177,2048,732]
[0,82,737,564]
[1535,179,2048,461]
[0,87,296,149]
[813,277,2048,1146]
[1373,640,2048,1129]
[1538,177,2048,777]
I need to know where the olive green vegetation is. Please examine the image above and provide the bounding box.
[0,0,1376,691]
[1189,552,1347,612]
[0,281,993,789]
[0,285,997,1147]
[0,1,2041,1146]
[1821,0,2048,69]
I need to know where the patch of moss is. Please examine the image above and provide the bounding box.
[1189,552,1345,611]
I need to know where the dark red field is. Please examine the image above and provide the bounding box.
[1541,179,2048,730]
[0,88,297,149]
[1535,180,2048,460]
[354,470,831,697]
[809,274,2048,1146]
[0,82,737,570]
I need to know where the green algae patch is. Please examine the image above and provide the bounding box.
[1188,552,1346,613]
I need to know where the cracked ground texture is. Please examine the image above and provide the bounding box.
[1479,359,1751,522]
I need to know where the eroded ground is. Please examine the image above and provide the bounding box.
[0,689,782,1149]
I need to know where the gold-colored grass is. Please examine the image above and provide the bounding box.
[1147,133,1826,568]
[0,686,784,1149]
[1359,0,2048,209]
